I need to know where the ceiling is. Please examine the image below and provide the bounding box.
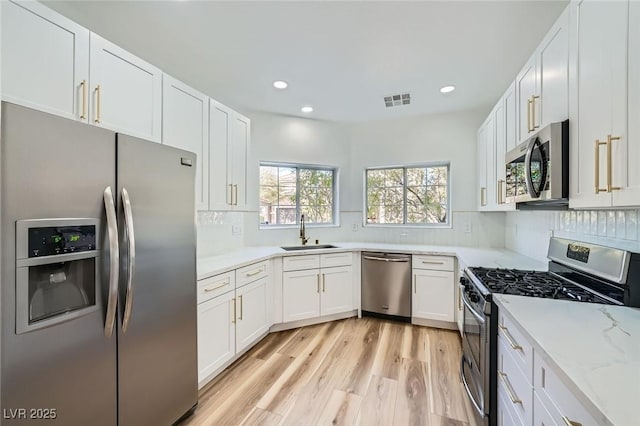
[45,1,568,123]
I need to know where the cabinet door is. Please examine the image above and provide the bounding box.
[282,269,320,322]
[412,270,454,322]
[89,33,162,142]
[516,56,538,143]
[477,124,488,210]
[494,98,513,211]
[162,75,209,210]
[209,99,233,210]
[570,0,627,208]
[235,278,269,353]
[614,2,640,207]
[231,113,250,210]
[538,7,569,128]
[197,291,235,385]
[504,80,518,153]
[1,1,89,121]
[320,266,353,316]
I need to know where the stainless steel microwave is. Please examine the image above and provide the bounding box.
[505,120,569,206]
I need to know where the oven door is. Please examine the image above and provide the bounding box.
[460,290,488,422]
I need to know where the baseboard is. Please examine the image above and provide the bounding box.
[269,310,358,332]
[412,316,458,330]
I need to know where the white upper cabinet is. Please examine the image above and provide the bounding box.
[208,99,251,211]
[516,7,569,144]
[162,75,209,210]
[477,113,496,211]
[504,81,518,153]
[209,99,233,210]
[616,1,640,207]
[1,1,89,121]
[570,0,629,209]
[89,33,162,142]
[231,113,250,210]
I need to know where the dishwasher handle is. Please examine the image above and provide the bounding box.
[362,255,410,263]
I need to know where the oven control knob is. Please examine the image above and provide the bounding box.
[470,293,480,303]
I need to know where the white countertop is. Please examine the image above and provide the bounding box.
[494,295,640,426]
[197,242,547,280]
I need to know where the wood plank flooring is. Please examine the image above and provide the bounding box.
[181,317,478,426]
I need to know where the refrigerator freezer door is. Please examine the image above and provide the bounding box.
[1,102,117,425]
[116,134,198,425]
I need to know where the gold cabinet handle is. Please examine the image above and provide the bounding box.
[606,135,622,192]
[498,371,522,404]
[228,184,233,205]
[94,84,102,123]
[414,274,417,294]
[595,139,608,194]
[527,98,533,132]
[532,95,540,129]
[231,298,236,324]
[234,184,238,205]
[322,273,325,292]
[499,325,523,350]
[238,295,243,320]
[204,279,229,292]
[480,187,487,206]
[80,80,87,119]
[422,260,445,265]
[246,268,262,277]
[317,274,320,293]
[562,416,583,426]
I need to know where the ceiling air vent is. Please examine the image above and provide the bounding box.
[384,93,411,108]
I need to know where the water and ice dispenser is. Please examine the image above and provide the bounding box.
[15,219,100,334]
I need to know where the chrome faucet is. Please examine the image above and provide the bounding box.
[299,214,309,245]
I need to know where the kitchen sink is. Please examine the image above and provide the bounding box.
[281,244,337,251]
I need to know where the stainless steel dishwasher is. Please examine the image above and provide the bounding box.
[361,252,412,321]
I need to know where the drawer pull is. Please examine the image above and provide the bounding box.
[231,298,236,324]
[422,260,445,265]
[204,279,229,292]
[499,325,523,351]
[562,416,582,426]
[245,268,263,277]
[498,371,521,404]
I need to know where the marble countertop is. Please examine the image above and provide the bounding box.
[197,242,547,280]
[494,295,640,426]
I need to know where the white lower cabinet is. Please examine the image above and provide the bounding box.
[197,290,235,384]
[235,278,269,353]
[412,255,455,323]
[320,266,353,316]
[282,253,354,324]
[498,308,602,426]
[197,262,271,388]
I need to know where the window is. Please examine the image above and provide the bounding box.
[260,163,337,226]
[365,164,449,225]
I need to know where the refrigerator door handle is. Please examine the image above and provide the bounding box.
[103,186,119,337]
[121,187,136,332]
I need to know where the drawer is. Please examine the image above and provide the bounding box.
[498,383,524,426]
[236,260,269,288]
[283,255,320,271]
[197,271,235,304]
[412,254,454,271]
[498,339,533,426]
[320,252,352,268]
[498,310,534,383]
[534,352,600,426]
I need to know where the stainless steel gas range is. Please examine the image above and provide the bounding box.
[459,237,640,426]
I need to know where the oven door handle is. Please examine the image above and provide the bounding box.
[462,291,486,325]
[460,356,485,417]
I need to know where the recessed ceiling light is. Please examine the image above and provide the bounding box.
[301,106,313,113]
[273,80,288,89]
[440,85,456,94]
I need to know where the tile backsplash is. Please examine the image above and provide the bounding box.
[197,211,245,257]
[505,210,640,262]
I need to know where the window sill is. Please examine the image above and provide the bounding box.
[362,223,452,230]
[259,223,340,230]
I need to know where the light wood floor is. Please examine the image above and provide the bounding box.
[182,317,478,426]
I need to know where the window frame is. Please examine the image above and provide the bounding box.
[259,161,339,228]
[363,162,451,228]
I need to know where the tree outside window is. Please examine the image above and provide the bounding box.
[260,163,336,226]
[366,164,449,225]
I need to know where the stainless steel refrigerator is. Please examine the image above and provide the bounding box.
[1,102,198,425]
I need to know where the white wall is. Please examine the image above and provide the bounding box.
[198,107,509,256]
[505,210,640,262]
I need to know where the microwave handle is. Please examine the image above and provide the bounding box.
[524,138,540,198]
